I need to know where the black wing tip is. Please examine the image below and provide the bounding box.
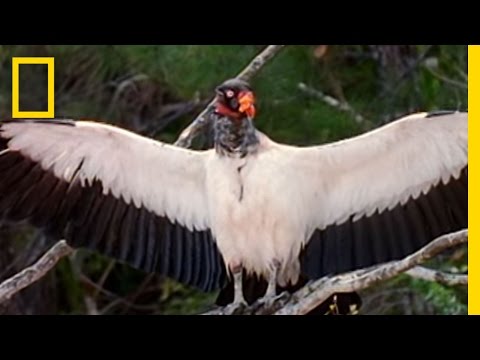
[425,110,463,118]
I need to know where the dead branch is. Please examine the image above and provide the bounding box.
[406,266,467,286]
[298,82,365,124]
[0,240,73,303]
[424,67,468,90]
[92,259,116,300]
[203,229,467,315]
[174,45,286,148]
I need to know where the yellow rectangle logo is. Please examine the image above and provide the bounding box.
[12,57,54,118]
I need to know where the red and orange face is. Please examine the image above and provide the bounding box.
[214,79,256,119]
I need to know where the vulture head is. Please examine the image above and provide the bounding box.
[214,78,256,119]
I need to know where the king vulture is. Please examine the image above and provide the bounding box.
[0,79,468,313]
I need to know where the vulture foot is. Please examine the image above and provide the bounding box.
[253,291,290,314]
[222,300,249,315]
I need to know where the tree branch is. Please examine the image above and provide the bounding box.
[406,266,467,286]
[0,240,73,303]
[298,82,365,124]
[424,67,468,90]
[173,45,286,148]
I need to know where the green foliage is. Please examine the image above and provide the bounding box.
[410,278,467,315]
[159,279,218,315]
[55,258,85,314]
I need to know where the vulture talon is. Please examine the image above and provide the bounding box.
[223,301,248,315]
[263,292,289,307]
[253,291,290,314]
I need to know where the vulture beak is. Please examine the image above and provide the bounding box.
[238,91,256,118]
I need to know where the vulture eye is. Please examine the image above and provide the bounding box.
[226,90,235,98]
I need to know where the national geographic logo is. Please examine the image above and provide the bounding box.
[12,57,54,118]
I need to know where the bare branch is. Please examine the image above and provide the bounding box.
[0,241,73,303]
[174,45,286,148]
[406,266,467,286]
[424,67,468,90]
[298,82,365,124]
[92,259,116,300]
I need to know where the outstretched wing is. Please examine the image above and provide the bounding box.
[0,119,226,292]
[286,111,467,279]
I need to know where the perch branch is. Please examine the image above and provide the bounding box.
[203,229,467,315]
[298,82,365,124]
[0,240,73,303]
[406,266,467,286]
[174,45,286,148]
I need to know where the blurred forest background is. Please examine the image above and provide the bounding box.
[0,45,468,315]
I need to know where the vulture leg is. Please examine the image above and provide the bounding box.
[265,260,280,298]
[232,266,247,306]
[215,265,248,315]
